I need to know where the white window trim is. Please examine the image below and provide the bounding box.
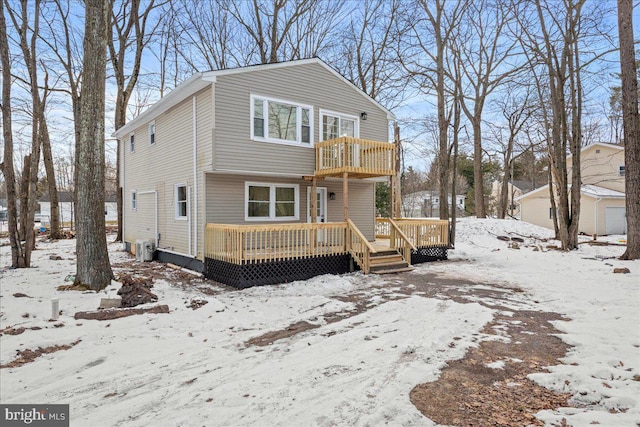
[149,121,156,146]
[129,133,135,153]
[244,182,300,221]
[250,94,314,147]
[319,109,360,141]
[130,190,137,211]
[619,165,625,176]
[175,184,188,220]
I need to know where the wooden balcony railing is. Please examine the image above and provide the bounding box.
[315,136,395,178]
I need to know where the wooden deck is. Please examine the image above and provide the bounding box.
[204,219,449,274]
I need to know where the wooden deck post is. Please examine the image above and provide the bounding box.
[393,123,402,219]
[310,176,317,223]
[343,172,349,221]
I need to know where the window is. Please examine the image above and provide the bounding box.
[129,134,135,152]
[251,95,312,145]
[619,165,625,176]
[245,183,299,221]
[175,184,187,219]
[549,207,558,219]
[130,191,137,210]
[320,110,359,140]
[149,122,155,145]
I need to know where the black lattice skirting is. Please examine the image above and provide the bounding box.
[204,254,352,288]
[411,246,448,264]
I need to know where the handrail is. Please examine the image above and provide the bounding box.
[346,218,376,273]
[388,219,417,251]
[375,217,390,239]
[315,136,395,177]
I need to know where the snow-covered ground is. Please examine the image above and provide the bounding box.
[0,218,638,426]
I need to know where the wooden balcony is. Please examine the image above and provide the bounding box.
[315,137,395,178]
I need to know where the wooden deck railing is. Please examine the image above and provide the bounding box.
[205,218,449,268]
[375,218,391,239]
[205,222,348,265]
[346,219,377,274]
[393,219,450,248]
[315,137,395,178]
[388,219,417,266]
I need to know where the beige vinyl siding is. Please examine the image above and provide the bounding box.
[123,86,213,256]
[567,145,625,193]
[205,174,376,240]
[519,187,626,235]
[213,62,390,175]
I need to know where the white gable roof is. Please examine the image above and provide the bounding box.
[113,58,395,138]
[515,183,625,201]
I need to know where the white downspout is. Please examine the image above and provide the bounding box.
[187,186,192,256]
[594,198,602,237]
[192,96,198,258]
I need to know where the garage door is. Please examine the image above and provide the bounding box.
[605,207,626,235]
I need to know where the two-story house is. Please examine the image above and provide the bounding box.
[516,143,626,235]
[114,59,449,288]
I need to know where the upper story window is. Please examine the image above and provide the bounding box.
[175,184,187,220]
[619,165,625,176]
[251,95,313,145]
[245,182,299,221]
[129,134,135,153]
[320,110,359,140]
[149,122,156,145]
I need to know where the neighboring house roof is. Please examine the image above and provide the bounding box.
[566,142,624,161]
[515,184,625,201]
[403,190,466,199]
[113,58,396,139]
[510,180,535,193]
[581,184,625,199]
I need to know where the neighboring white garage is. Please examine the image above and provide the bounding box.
[606,207,627,235]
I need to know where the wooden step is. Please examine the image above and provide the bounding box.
[372,266,415,275]
[370,261,410,273]
[370,250,401,257]
[369,254,404,265]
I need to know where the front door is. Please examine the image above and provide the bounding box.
[308,187,328,242]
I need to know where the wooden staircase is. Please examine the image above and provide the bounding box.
[369,249,413,274]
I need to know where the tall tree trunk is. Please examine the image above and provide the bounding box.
[0,0,23,267]
[19,155,30,243]
[472,119,486,218]
[618,0,640,259]
[41,115,61,238]
[75,0,113,290]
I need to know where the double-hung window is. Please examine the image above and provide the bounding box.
[129,134,135,153]
[619,165,625,176]
[175,184,188,220]
[130,191,137,210]
[245,182,299,221]
[251,95,312,145]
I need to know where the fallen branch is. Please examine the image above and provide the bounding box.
[74,305,170,321]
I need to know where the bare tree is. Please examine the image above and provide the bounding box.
[402,0,467,221]
[452,0,522,219]
[5,0,46,266]
[618,0,639,260]
[332,0,406,110]
[0,0,23,267]
[518,0,595,249]
[108,0,160,242]
[491,87,534,219]
[75,0,113,290]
